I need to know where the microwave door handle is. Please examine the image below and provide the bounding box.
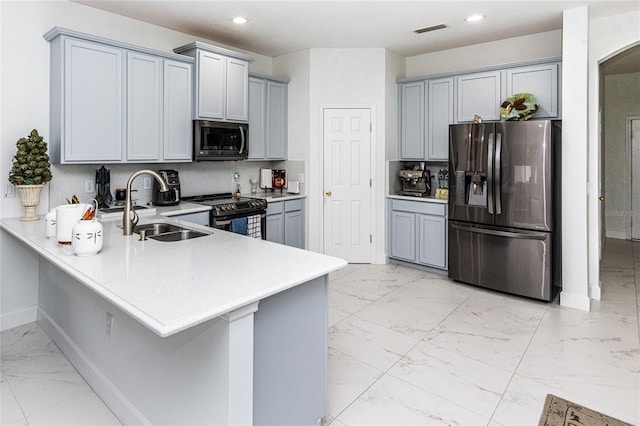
[494,133,502,215]
[239,126,245,154]
[487,132,494,214]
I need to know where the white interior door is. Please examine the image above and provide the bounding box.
[630,117,640,239]
[323,108,372,263]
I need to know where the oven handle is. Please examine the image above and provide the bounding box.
[213,212,266,227]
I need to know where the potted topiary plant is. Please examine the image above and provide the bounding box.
[8,129,53,221]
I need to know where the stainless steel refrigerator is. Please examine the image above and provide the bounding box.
[448,120,561,301]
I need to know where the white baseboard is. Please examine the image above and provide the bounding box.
[1,305,37,331]
[605,230,627,239]
[559,290,591,311]
[590,281,602,301]
[37,307,150,426]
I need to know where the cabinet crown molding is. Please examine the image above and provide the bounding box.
[174,41,254,62]
[43,27,194,63]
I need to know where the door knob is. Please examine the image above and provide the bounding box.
[599,196,605,201]
[325,191,332,197]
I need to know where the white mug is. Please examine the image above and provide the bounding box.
[56,204,90,245]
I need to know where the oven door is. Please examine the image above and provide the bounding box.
[212,211,267,240]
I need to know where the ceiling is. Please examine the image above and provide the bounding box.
[74,1,639,59]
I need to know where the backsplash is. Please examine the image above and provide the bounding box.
[47,160,305,209]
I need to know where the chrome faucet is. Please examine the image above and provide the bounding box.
[123,170,168,235]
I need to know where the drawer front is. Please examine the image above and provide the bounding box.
[391,199,445,216]
[266,201,284,215]
[285,198,304,212]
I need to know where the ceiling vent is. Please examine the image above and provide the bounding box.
[414,24,448,34]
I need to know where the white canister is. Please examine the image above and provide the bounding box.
[56,203,90,245]
[72,219,103,256]
[45,209,57,239]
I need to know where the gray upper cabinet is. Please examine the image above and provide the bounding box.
[248,74,289,160]
[163,60,193,161]
[53,37,126,163]
[127,52,163,161]
[174,42,253,123]
[427,77,454,161]
[397,58,562,161]
[45,27,194,164]
[506,63,560,118]
[399,81,425,160]
[456,70,502,122]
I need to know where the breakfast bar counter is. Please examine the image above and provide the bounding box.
[1,216,346,425]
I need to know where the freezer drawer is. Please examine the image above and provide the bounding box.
[448,221,556,301]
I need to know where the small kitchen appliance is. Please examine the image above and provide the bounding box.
[152,170,181,206]
[193,120,248,161]
[398,166,431,197]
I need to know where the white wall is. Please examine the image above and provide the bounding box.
[0,0,273,219]
[587,9,640,300]
[560,7,591,311]
[406,30,562,77]
[305,48,394,261]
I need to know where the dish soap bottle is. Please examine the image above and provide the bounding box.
[234,183,241,199]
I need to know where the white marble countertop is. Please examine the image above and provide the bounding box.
[387,194,448,204]
[1,215,346,337]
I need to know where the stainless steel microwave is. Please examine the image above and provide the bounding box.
[194,120,248,161]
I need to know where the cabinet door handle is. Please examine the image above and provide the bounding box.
[325,191,332,197]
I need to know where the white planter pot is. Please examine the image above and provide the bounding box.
[16,184,45,222]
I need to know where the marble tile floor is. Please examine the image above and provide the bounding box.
[2,238,639,425]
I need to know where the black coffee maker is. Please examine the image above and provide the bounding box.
[152,170,181,206]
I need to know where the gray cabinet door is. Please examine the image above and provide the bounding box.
[417,213,447,269]
[390,210,416,261]
[248,77,266,159]
[266,81,287,159]
[456,71,502,122]
[127,52,162,161]
[163,60,193,161]
[399,81,425,159]
[427,77,454,161]
[266,201,285,244]
[63,39,124,162]
[225,57,249,122]
[284,199,305,249]
[507,63,559,118]
[197,50,225,120]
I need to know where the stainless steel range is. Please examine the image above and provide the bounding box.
[181,193,267,239]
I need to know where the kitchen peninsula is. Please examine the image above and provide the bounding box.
[1,215,346,425]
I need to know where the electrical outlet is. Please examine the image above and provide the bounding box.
[233,172,240,182]
[143,177,152,190]
[84,179,95,194]
[5,185,15,198]
[298,173,304,183]
[106,313,113,338]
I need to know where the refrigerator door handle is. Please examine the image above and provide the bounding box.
[450,223,548,240]
[487,132,495,214]
[494,132,502,215]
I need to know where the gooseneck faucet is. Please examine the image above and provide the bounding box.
[123,170,169,235]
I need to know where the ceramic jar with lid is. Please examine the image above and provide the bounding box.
[45,209,57,239]
[71,219,103,256]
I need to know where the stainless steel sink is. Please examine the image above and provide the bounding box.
[135,222,209,242]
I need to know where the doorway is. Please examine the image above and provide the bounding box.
[322,108,372,263]
[628,116,640,239]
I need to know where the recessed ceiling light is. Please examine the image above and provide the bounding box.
[465,15,485,22]
[232,17,248,24]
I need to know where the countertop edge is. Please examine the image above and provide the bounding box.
[387,194,448,204]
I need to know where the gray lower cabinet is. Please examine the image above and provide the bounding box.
[248,74,289,160]
[388,199,447,270]
[45,28,193,164]
[266,199,305,248]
